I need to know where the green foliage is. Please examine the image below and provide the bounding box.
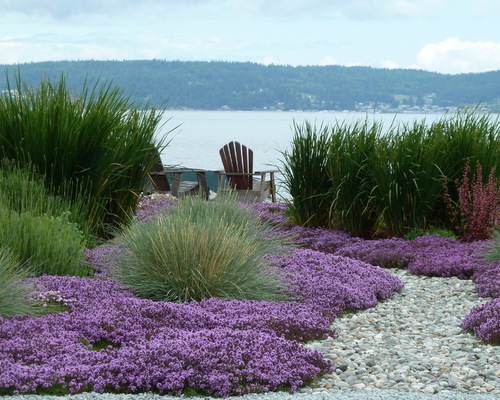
[1,60,500,110]
[0,246,33,317]
[281,110,500,238]
[280,121,331,227]
[0,204,89,277]
[114,195,291,302]
[0,159,94,244]
[327,118,383,237]
[0,73,168,239]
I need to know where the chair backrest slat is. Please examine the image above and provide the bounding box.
[219,141,253,189]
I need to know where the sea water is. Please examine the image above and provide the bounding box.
[156,110,446,197]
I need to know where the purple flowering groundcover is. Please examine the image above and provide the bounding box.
[0,276,333,396]
[0,241,405,396]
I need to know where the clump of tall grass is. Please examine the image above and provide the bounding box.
[280,121,331,227]
[280,110,500,238]
[0,246,34,317]
[114,194,292,302]
[327,118,384,237]
[0,73,168,239]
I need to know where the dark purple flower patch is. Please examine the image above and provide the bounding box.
[198,298,336,342]
[289,226,356,254]
[336,237,414,269]
[472,261,500,298]
[461,297,500,344]
[407,235,486,280]
[0,275,333,396]
[271,248,404,318]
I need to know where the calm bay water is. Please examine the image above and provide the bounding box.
[156,110,447,197]
[158,110,445,172]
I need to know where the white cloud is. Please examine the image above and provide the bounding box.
[319,56,339,66]
[380,60,401,69]
[416,37,500,74]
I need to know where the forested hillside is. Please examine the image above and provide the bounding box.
[1,60,499,112]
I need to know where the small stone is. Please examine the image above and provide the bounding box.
[422,385,436,394]
[336,364,348,372]
[365,359,377,367]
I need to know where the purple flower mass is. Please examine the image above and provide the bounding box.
[2,199,500,395]
[0,276,333,396]
[461,297,500,344]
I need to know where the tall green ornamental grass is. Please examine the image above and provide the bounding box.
[0,246,34,317]
[326,118,383,237]
[280,109,500,238]
[0,73,169,239]
[280,121,331,227]
[114,195,292,302]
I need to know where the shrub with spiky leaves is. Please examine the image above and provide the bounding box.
[0,73,169,239]
[114,195,292,302]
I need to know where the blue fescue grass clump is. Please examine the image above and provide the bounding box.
[113,195,293,302]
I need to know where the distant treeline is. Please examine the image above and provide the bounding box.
[1,60,499,111]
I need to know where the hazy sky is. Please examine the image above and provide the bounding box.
[1,0,500,74]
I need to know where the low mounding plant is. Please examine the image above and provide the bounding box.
[0,205,89,277]
[0,73,168,239]
[0,159,93,243]
[0,247,33,317]
[114,195,292,302]
[443,159,500,241]
[461,297,500,344]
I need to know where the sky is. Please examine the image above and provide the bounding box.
[1,0,500,75]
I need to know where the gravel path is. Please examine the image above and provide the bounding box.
[301,268,500,395]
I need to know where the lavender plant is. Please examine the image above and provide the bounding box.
[0,275,333,396]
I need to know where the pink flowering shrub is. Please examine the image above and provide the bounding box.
[443,159,500,242]
[461,297,500,344]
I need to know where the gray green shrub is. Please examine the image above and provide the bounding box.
[0,159,93,244]
[0,204,89,277]
[0,74,168,239]
[114,195,291,302]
